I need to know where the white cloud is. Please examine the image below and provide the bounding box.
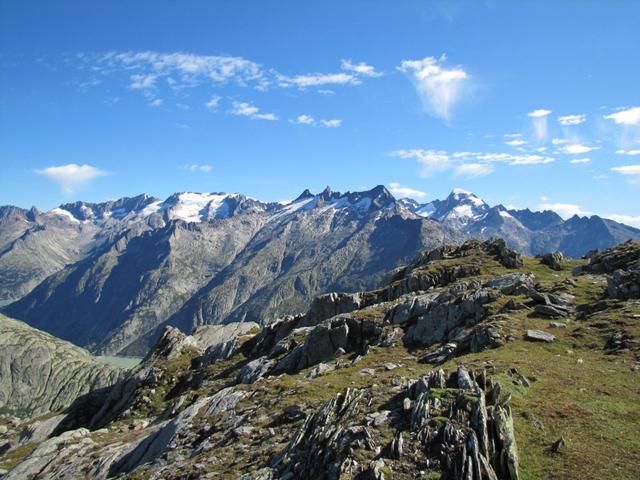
[504,139,525,146]
[504,133,522,138]
[606,214,640,228]
[181,164,213,173]
[393,147,555,178]
[205,95,222,110]
[388,182,427,199]
[570,158,591,164]
[528,109,551,142]
[317,89,335,95]
[397,55,468,119]
[277,72,359,88]
[558,114,586,126]
[558,143,599,155]
[611,164,640,175]
[616,149,640,156]
[528,109,551,118]
[538,202,591,218]
[604,107,640,125]
[129,73,157,90]
[319,119,342,128]
[230,101,278,121]
[454,163,494,178]
[391,149,452,177]
[149,98,163,107]
[35,163,108,194]
[552,138,569,145]
[104,51,264,86]
[474,153,555,165]
[540,196,548,201]
[341,59,382,77]
[291,114,315,125]
[593,174,608,180]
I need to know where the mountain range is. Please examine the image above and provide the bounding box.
[2,186,638,355]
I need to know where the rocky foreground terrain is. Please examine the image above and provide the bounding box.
[1,239,639,479]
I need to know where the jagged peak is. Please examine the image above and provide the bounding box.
[293,189,314,202]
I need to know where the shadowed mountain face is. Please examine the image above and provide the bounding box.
[2,186,638,356]
[4,187,456,355]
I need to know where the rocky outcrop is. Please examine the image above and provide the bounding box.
[575,241,640,300]
[273,367,519,480]
[607,269,640,299]
[0,314,123,416]
[539,251,564,270]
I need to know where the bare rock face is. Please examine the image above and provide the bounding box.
[0,314,123,416]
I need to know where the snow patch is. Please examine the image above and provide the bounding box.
[49,208,80,224]
[167,193,237,223]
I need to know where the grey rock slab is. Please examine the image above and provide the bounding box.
[525,329,556,343]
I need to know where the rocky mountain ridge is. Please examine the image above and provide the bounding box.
[2,186,638,358]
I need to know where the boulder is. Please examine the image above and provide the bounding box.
[539,251,564,270]
[525,330,556,343]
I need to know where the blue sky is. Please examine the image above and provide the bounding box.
[1,0,639,225]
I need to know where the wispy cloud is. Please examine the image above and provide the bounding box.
[528,108,551,142]
[180,164,213,173]
[129,73,157,90]
[80,51,380,107]
[276,72,360,88]
[391,147,553,178]
[606,214,640,228]
[205,95,222,110]
[35,163,108,194]
[454,163,494,178]
[570,158,591,164]
[504,139,526,146]
[290,115,342,128]
[611,164,640,184]
[291,114,315,125]
[538,202,591,218]
[230,101,278,121]
[341,59,382,77]
[397,55,469,119]
[604,106,640,125]
[558,114,586,126]
[319,119,342,128]
[391,149,453,177]
[388,182,427,199]
[616,149,640,156]
[557,143,599,155]
[611,164,640,175]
